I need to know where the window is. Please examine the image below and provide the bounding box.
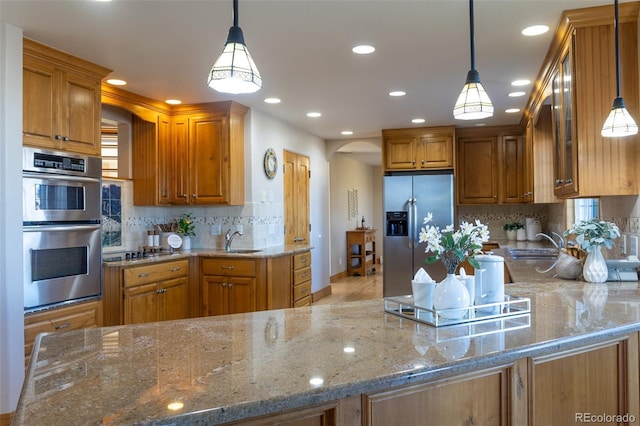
[101,119,118,178]
[566,198,599,226]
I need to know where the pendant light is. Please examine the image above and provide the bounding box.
[601,0,638,137]
[207,0,262,94]
[453,0,494,120]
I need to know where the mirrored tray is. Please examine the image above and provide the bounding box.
[384,295,531,327]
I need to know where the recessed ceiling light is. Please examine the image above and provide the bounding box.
[106,79,127,86]
[508,91,526,97]
[306,112,322,118]
[411,118,426,124]
[352,45,375,55]
[165,99,182,105]
[505,108,521,114]
[522,25,549,36]
[389,91,406,97]
[341,130,353,135]
[475,123,487,127]
[264,97,281,104]
[511,79,531,87]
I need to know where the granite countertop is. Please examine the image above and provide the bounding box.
[102,244,314,267]
[14,276,640,425]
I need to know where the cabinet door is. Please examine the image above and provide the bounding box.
[160,276,190,321]
[157,114,172,204]
[190,114,228,204]
[202,275,228,316]
[500,135,524,204]
[60,70,102,155]
[171,115,190,204]
[522,119,534,203]
[418,134,453,169]
[228,276,257,314]
[457,136,498,204]
[23,55,59,149]
[124,283,160,324]
[384,135,417,170]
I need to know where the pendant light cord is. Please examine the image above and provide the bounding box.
[614,0,621,97]
[469,0,476,71]
[233,0,239,28]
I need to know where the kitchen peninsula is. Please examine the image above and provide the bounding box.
[14,251,640,425]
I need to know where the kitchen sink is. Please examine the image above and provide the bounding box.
[508,248,559,260]
[223,249,262,254]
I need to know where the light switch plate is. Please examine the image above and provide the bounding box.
[236,224,243,234]
[630,235,639,258]
[211,224,221,236]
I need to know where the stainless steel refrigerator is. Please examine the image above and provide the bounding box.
[383,171,455,297]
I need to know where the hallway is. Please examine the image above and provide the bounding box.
[313,268,383,305]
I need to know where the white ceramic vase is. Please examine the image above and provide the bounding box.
[433,274,470,320]
[182,235,191,250]
[582,246,608,283]
[506,229,516,241]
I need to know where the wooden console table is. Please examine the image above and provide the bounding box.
[347,229,376,276]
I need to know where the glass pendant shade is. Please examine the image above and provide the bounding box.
[208,26,262,94]
[453,69,494,120]
[601,97,639,137]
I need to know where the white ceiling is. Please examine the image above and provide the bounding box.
[0,0,625,164]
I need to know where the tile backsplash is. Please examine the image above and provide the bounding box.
[106,180,284,252]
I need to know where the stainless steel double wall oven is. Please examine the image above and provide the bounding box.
[22,147,102,312]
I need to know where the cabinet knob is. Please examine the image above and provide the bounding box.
[54,322,71,330]
[228,283,233,288]
[221,265,235,270]
[555,179,564,185]
[62,136,69,142]
[222,282,227,287]
[192,194,196,199]
[170,267,181,272]
[421,159,425,165]
[54,135,62,141]
[301,258,307,264]
[566,178,573,184]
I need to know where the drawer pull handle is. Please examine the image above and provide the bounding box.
[170,267,181,272]
[301,258,307,263]
[157,288,167,294]
[54,322,71,330]
[301,273,308,278]
[301,288,307,293]
[222,266,235,270]
[138,273,150,278]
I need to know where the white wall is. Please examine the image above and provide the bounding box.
[0,23,25,416]
[329,154,379,275]
[248,109,330,293]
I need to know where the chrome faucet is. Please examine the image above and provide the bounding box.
[225,228,243,251]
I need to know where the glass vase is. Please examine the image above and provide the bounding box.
[182,235,191,250]
[582,246,608,283]
[433,274,470,320]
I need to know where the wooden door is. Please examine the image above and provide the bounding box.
[457,136,498,204]
[383,135,417,170]
[61,70,102,154]
[171,115,190,204]
[228,277,257,314]
[160,276,189,321]
[23,55,58,149]
[124,283,159,324]
[190,114,227,204]
[157,114,172,204]
[283,150,310,244]
[202,275,228,316]
[500,135,524,204]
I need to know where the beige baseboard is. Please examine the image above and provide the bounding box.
[0,411,13,426]
[312,284,332,303]
[330,271,348,283]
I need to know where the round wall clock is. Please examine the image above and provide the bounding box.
[264,148,278,179]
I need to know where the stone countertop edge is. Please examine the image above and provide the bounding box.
[102,244,314,267]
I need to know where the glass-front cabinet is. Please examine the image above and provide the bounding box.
[552,33,578,197]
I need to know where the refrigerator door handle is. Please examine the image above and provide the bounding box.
[406,198,414,249]
[412,198,418,248]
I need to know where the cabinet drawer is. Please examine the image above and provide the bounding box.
[293,252,311,270]
[294,294,312,307]
[365,232,375,243]
[201,258,256,277]
[294,281,311,302]
[124,259,189,287]
[25,300,101,358]
[294,266,312,285]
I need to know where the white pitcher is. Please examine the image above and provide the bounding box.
[474,254,505,314]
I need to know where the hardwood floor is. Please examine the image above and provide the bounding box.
[313,267,383,305]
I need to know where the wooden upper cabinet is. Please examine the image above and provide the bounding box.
[23,39,111,155]
[456,126,526,205]
[382,126,454,172]
[524,3,640,198]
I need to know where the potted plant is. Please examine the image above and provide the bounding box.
[563,218,620,283]
[503,222,524,241]
[177,213,196,250]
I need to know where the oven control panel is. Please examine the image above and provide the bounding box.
[33,152,86,172]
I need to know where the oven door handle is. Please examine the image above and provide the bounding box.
[22,171,101,184]
[22,224,101,232]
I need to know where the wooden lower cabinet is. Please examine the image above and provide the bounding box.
[364,366,512,426]
[123,259,190,325]
[292,251,312,307]
[200,257,262,316]
[24,299,102,365]
[529,335,639,425]
[226,401,339,426]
